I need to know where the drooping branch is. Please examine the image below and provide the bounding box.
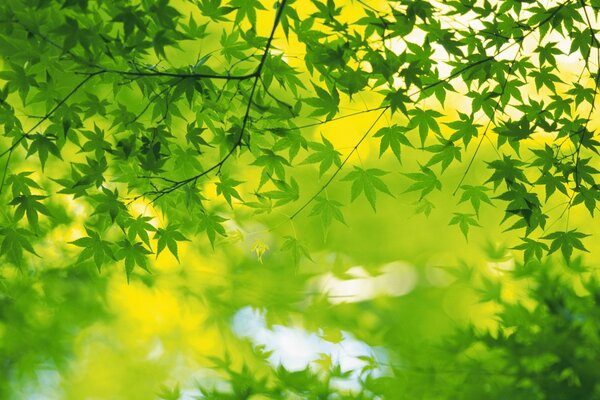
[80,67,259,81]
[453,43,525,195]
[572,0,600,189]
[0,71,103,160]
[290,107,388,220]
[133,0,289,204]
[12,13,267,84]
[290,0,573,220]
[450,0,572,194]
[0,71,103,194]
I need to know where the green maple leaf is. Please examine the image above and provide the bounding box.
[383,89,410,115]
[252,148,290,187]
[512,237,549,262]
[310,196,346,226]
[0,62,38,103]
[440,260,474,283]
[219,29,248,62]
[445,112,481,147]
[529,66,561,92]
[458,185,493,216]
[125,215,156,247]
[449,213,481,239]
[91,187,127,223]
[157,384,181,400]
[337,69,368,97]
[26,134,62,171]
[536,42,562,66]
[216,175,244,208]
[301,134,341,176]
[70,228,115,271]
[245,194,273,215]
[342,167,393,211]
[414,198,435,216]
[80,125,112,159]
[9,194,51,229]
[530,144,558,172]
[153,30,177,59]
[404,166,442,198]
[264,177,299,206]
[5,171,42,198]
[425,140,462,171]
[112,5,146,38]
[486,155,528,189]
[281,236,313,266]
[566,83,595,107]
[197,212,227,248]
[543,230,590,263]
[197,0,236,22]
[272,128,308,161]
[72,157,108,189]
[572,185,600,216]
[535,173,567,200]
[407,107,443,146]
[185,123,211,152]
[0,226,39,267]
[230,0,266,24]
[373,125,412,162]
[116,239,153,282]
[154,224,189,262]
[477,276,502,303]
[305,84,339,120]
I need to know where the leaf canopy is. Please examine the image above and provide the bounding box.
[1,0,600,398]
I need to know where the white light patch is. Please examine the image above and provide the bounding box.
[12,366,61,400]
[317,261,419,304]
[231,307,390,390]
[146,337,165,360]
[487,257,515,276]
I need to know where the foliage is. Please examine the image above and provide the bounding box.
[1,0,600,398]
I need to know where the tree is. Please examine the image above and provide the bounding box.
[1,0,600,398]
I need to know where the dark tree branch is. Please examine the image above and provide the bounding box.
[133,0,289,204]
[83,68,258,81]
[452,0,573,194]
[0,71,103,160]
[290,0,572,219]
[0,71,103,194]
[572,0,600,190]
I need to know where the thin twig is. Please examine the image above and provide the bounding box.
[0,71,103,160]
[290,107,388,220]
[134,0,289,204]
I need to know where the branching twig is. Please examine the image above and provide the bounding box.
[80,67,258,81]
[0,72,104,195]
[289,0,573,221]
[0,71,102,160]
[572,0,600,190]
[453,44,524,195]
[133,0,289,204]
[290,107,388,220]
[452,1,572,194]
